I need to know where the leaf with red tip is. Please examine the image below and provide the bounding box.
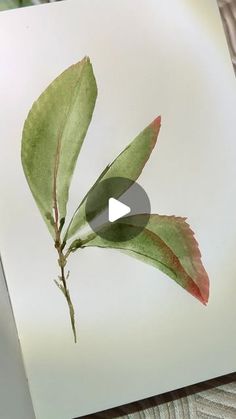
[77,214,209,304]
[65,116,161,240]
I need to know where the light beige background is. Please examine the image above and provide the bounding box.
[0,1,236,418]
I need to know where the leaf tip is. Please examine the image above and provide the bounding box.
[152,115,161,131]
[151,115,161,136]
[187,274,209,306]
[83,55,91,63]
[148,115,161,150]
[155,114,162,124]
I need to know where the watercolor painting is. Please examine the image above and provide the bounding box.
[0,0,61,12]
[21,57,209,342]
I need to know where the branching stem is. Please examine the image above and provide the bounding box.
[53,194,77,342]
[54,242,77,343]
[59,258,77,343]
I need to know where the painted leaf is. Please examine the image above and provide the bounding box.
[21,57,97,238]
[75,214,209,304]
[65,116,161,240]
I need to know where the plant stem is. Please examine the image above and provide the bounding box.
[53,208,77,342]
[58,260,77,343]
[52,139,77,342]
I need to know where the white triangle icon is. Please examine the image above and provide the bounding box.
[108,198,131,223]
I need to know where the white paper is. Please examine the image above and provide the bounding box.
[0,1,236,418]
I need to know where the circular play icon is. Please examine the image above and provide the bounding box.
[85,177,151,242]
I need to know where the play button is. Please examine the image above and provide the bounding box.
[108,198,131,222]
[85,177,151,242]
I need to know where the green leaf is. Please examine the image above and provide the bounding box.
[21,57,97,238]
[0,0,20,11]
[65,116,161,240]
[76,214,209,304]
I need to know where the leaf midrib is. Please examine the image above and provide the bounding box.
[52,62,87,225]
